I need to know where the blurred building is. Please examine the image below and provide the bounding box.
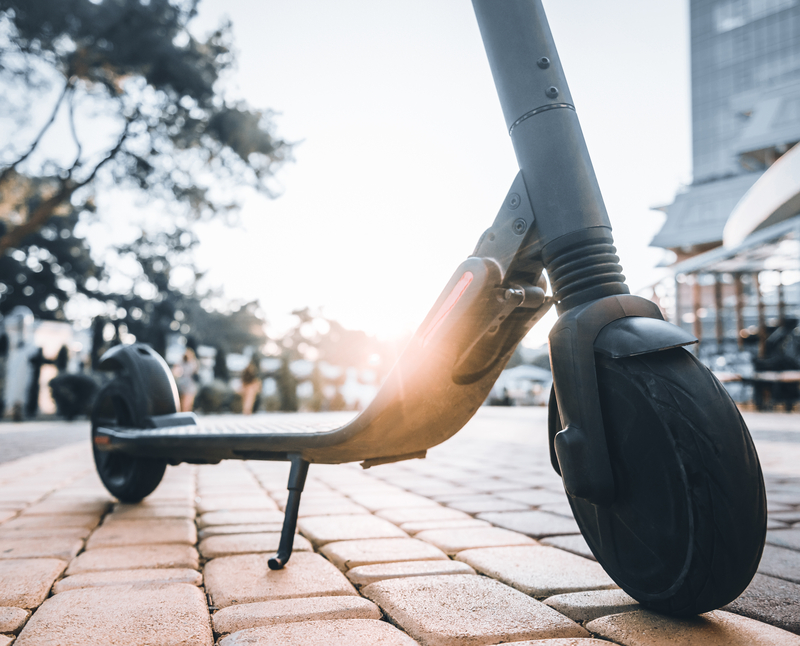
[653,0,800,256]
[649,1,800,407]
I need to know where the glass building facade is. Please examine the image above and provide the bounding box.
[651,1,800,409]
[651,0,800,254]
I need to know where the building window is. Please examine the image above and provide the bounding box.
[714,0,796,33]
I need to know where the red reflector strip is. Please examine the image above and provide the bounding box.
[93,435,110,445]
[421,271,474,348]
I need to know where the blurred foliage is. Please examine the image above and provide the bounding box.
[0,0,290,253]
[0,197,99,319]
[263,307,404,413]
[277,307,402,375]
[0,0,283,359]
[183,299,267,355]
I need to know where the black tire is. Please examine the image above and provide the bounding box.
[549,347,767,615]
[92,381,167,503]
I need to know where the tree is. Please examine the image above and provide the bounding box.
[89,226,202,360]
[0,198,100,319]
[87,227,268,362]
[0,0,290,254]
[182,298,267,354]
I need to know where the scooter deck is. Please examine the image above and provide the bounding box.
[95,412,359,464]
[95,256,548,467]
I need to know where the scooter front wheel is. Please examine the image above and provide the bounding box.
[92,381,167,503]
[550,347,766,615]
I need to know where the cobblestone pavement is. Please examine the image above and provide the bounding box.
[0,407,799,645]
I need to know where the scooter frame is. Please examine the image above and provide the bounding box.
[92,0,764,612]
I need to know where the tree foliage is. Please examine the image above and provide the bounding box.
[0,198,99,319]
[0,0,290,253]
[88,227,267,362]
[0,0,288,361]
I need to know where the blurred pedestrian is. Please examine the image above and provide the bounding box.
[174,347,199,412]
[4,306,35,421]
[240,357,261,415]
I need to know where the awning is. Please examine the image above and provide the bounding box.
[671,215,800,275]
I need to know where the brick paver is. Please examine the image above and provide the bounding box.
[767,528,800,550]
[348,493,442,512]
[363,574,588,645]
[198,532,312,558]
[0,606,30,633]
[0,559,67,608]
[456,545,617,597]
[346,559,476,587]
[722,573,800,634]
[320,538,449,571]
[543,589,640,622]
[204,552,358,608]
[477,510,581,538]
[0,526,91,540]
[486,641,615,645]
[197,510,285,527]
[416,526,537,555]
[0,408,797,644]
[297,514,408,547]
[495,488,569,506]
[217,618,418,645]
[198,522,284,538]
[86,518,197,548]
[212,596,381,634]
[22,499,110,516]
[296,500,372,517]
[400,518,491,535]
[66,544,199,573]
[108,504,195,520]
[586,609,800,645]
[540,534,595,560]
[14,583,213,646]
[758,544,800,583]
[197,496,278,514]
[444,495,529,514]
[53,567,202,593]
[375,506,473,525]
[0,514,100,530]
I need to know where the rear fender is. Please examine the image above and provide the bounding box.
[98,344,180,425]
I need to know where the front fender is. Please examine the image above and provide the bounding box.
[594,317,697,359]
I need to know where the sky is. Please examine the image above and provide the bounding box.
[182,0,692,347]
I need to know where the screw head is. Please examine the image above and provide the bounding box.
[507,193,520,210]
[512,218,527,235]
[537,57,551,69]
[546,86,559,99]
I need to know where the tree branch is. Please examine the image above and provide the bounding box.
[0,119,131,255]
[0,79,73,186]
[67,87,83,176]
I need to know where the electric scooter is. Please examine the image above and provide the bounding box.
[90,0,767,616]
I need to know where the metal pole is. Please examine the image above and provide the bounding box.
[734,273,744,350]
[714,274,724,351]
[693,275,702,350]
[754,272,766,359]
[471,0,611,248]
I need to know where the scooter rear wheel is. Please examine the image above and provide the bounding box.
[92,381,167,503]
[550,347,766,615]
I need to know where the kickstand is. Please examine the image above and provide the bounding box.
[268,454,309,570]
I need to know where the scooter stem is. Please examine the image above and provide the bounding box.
[472,0,629,313]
